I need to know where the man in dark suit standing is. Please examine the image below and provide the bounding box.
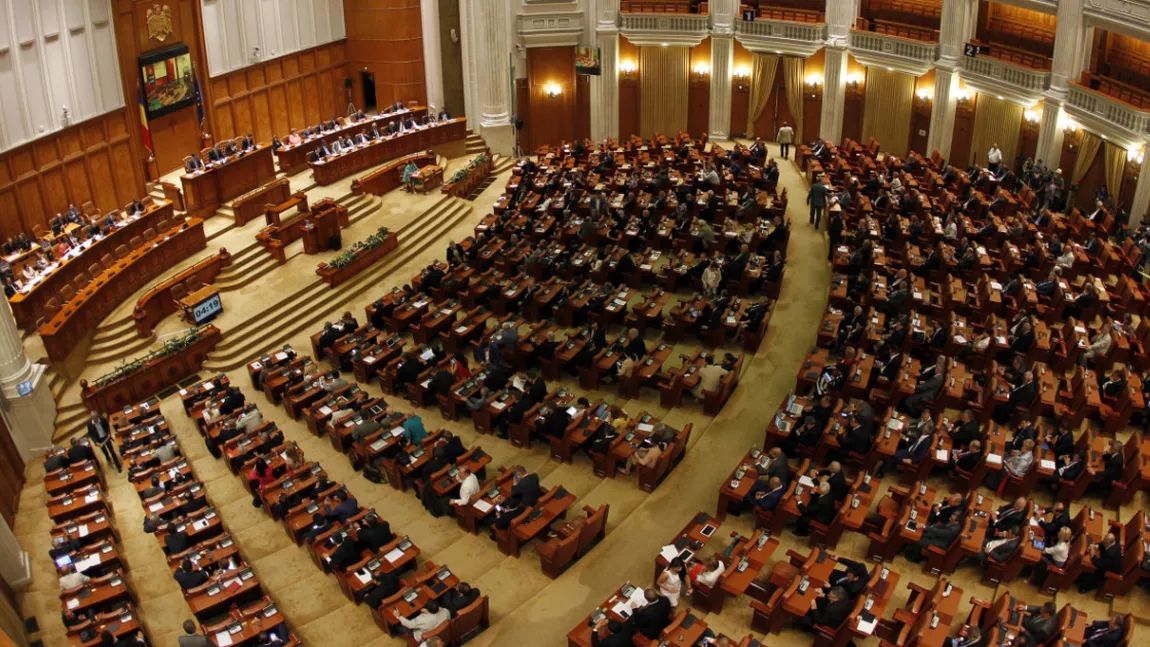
[631,589,672,640]
[807,175,829,229]
[827,211,843,261]
[86,411,121,472]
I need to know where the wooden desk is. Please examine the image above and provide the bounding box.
[308,119,467,186]
[40,219,208,362]
[181,146,276,216]
[412,165,443,193]
[8,199,174,330]
[180,286,221,323]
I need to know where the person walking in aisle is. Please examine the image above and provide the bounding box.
[777,122,795,159]
[808,174,829,229]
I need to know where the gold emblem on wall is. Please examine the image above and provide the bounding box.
[146,4,174,42]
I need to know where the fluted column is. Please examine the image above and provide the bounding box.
[1048,0,1086,96]
[820,46,848,144]
[0,298,54,461]
[927,65,960,159]
[1035,99,1065,170]
[707,0,737,140]
[475,0,513,128]
[420,0,445,112]
[591,0,620,142]
[1130,150,1150,225]
[0,514,29,591]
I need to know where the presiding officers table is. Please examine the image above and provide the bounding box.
[39,218,208,362]
[181,145,275,217]
[274,105,429,174]
[308,118,467,186]
[8,199,174,331]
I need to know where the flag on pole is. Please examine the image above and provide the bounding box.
[137,85,153,156]
[193,68,206,134]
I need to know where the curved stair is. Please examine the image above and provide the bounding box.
[202,196,474,372]
[465,131,487,154]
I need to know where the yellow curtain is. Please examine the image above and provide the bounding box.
[783,57,805,143]
[1102,141,1126,200]
[1072,131,1103,185]
[970,93,1024,169]
[861,68,915,157]
[746,53,778,138]
[639,46,689,140]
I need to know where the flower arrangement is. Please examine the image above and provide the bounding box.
[329,226,391,269]
[91,326,207,388]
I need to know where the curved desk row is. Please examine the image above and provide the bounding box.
[275,106,428,174]
[350,151,438,197]
[40,219,208,363]
[181,145,276,217]
[132,250,232,338]
[232,178,292,226]
[8,200,174,331]
[308,118,467,186]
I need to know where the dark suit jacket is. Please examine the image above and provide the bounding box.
[511,474,542,506]
[329,538,360,571]
[765,457,790,484]
[591,624,635,647]
[920,522,960,549]
[811,596,853,628]
[1010,381,1038,407]
[1093,542,1122,573]
[801,493,838,526]
[632,596,672,639]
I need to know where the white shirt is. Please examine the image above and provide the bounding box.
[59,572,90,590]
[397,607,450,640]
[1043,539,1070,565]
[452,473,480,506]
[987,147,1002,164]
[696,560,725,587]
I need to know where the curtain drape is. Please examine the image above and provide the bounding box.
[745,53,778,139]
[1102,141,1127,200]
[969,94,1024,169]
[639,46,689,140]
[861,68,915,157]
[783,57,805,143]
[1072,131,1103,185]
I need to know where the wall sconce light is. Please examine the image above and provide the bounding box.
[1023,109,1040,124]
[544,83,562,98]
[1128,147,1145,164]
[954,88,971,103]
[1060,115,1079,135]
[846,72,864,87]
[733,65,750,90]
[692,62,710,80]
[915,88,933,102]
[620,60,637,79]
[804,73,823,88]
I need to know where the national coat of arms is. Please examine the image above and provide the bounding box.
[146,4,173,42]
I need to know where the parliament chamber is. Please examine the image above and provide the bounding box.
[2,1,1150,647]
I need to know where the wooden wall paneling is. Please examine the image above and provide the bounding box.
[688,39,711,138]
[1120,160,1139,212]
[729,40,752,137]
[343,0,425,108]
[526,47,578,149]
[576,75,591,142]
[619,38,641,138]
[516,79,533,151]
[1058,131,1080,187]
[909,70,934,155]
[949,93,977,168]
[0,417,24,526]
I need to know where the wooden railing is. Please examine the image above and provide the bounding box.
[350,151,438,197]
[856,17,939,42]
[1078,72,1150,111]
[132,250,232,338]
[968,39,1051,71]
[756,7,824,23]
[863,0,941,29]
[621,0,705,13]
[232,179,292,226]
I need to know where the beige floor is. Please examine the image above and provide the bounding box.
[13,142,1148,647]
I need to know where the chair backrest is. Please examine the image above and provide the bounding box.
[545,531,580,570]
[73,274,87,290]
[59,285,75,303]
[88,263,101,277]
[420,620,450,644]
[185,278,201,294]
[577,504,609,555]
[143,228,157,240]
[101,253,114,268]
[156,219,169,232]
[129,236,143,249]
[450,595,488,642]
[171,284,188,301]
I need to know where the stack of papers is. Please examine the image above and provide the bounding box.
[473,500,494,513]
[384,548,406,563]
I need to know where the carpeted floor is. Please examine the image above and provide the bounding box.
[12,141,1149,647]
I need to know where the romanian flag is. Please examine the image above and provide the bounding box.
[194,68,206,134]
[137,85,153,156]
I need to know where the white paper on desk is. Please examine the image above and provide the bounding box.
[611,601,633,617]
[193,519,210,531]
[636,423,654,433]
[990,281,1003,290]
[856,616,878,635]
[215,631,234,647]
[203,382,214,391]
[66,598,80,610]
[251,362,262,370]
[78,524,89,537]
[319,406,333,416]
[275,352,288,362]
[640,264,652,271]
[414,300,429,308]
[1040,459,1057,471]
[179,389,188,396]
[363,356,376,364]
[986,453,1003,465]
[354,570,372,585]
[473,500,493,513]
[996,336,1007,345]
[913,291,923,300]
[384,548,406,563]
[659,545,679,562]
[84,493,98,504]
[628,587,648,607]
[798,476,816,488]
[1074,326,1087,334]
[148,502,164,512]
[74,555,100,573]
[935,449,948,461]
[954,335,967,345]
[491,401,507,411]
[390,426,405,437]
[421,380,432,389]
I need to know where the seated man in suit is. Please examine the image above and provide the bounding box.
[510,467,542,506]
[794,481,837,536]
[589,617,634,647]
[354,514,394,552]
[742,476,785,512]
[1082,616,1126,647]
[441,582,480,614]
[950,440,983,473]
[822,558,868,599]
[185,153,205,173]
[905,509,962,562]
[876,420,935,478]
[800,586,852,631]
[946,409,980,449]
[993,370,1037,424]
[900,355,947,416]
[978,526,1020,566]
[989,498,1027,535]
[1078,533,1122,593]
[322,489,358,524]
[327,532,361,572]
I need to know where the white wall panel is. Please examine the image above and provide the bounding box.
[0,0,122,152]
[204,0,346,77]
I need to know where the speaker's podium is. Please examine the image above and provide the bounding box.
[302,207,342,254]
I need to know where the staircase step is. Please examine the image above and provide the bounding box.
[87,334,156,364]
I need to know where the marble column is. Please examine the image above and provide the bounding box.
[820,46,848,144]
[1130,149,1150,224]
[420,0,445,112]
[927,65,960,159]
[0,514,29,590]
[464,0,514,154]
[0,299,54,461]
[709,36,733,141]
[591,33,620,142]
[1048,0,1085,96]
[1035,99,1065,171]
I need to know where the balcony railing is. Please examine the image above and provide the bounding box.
[736,17,826,44]
[849,29,938,66]
[1067,82,1150,137]
[961,55,1050,96]
[619,12,711,45]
